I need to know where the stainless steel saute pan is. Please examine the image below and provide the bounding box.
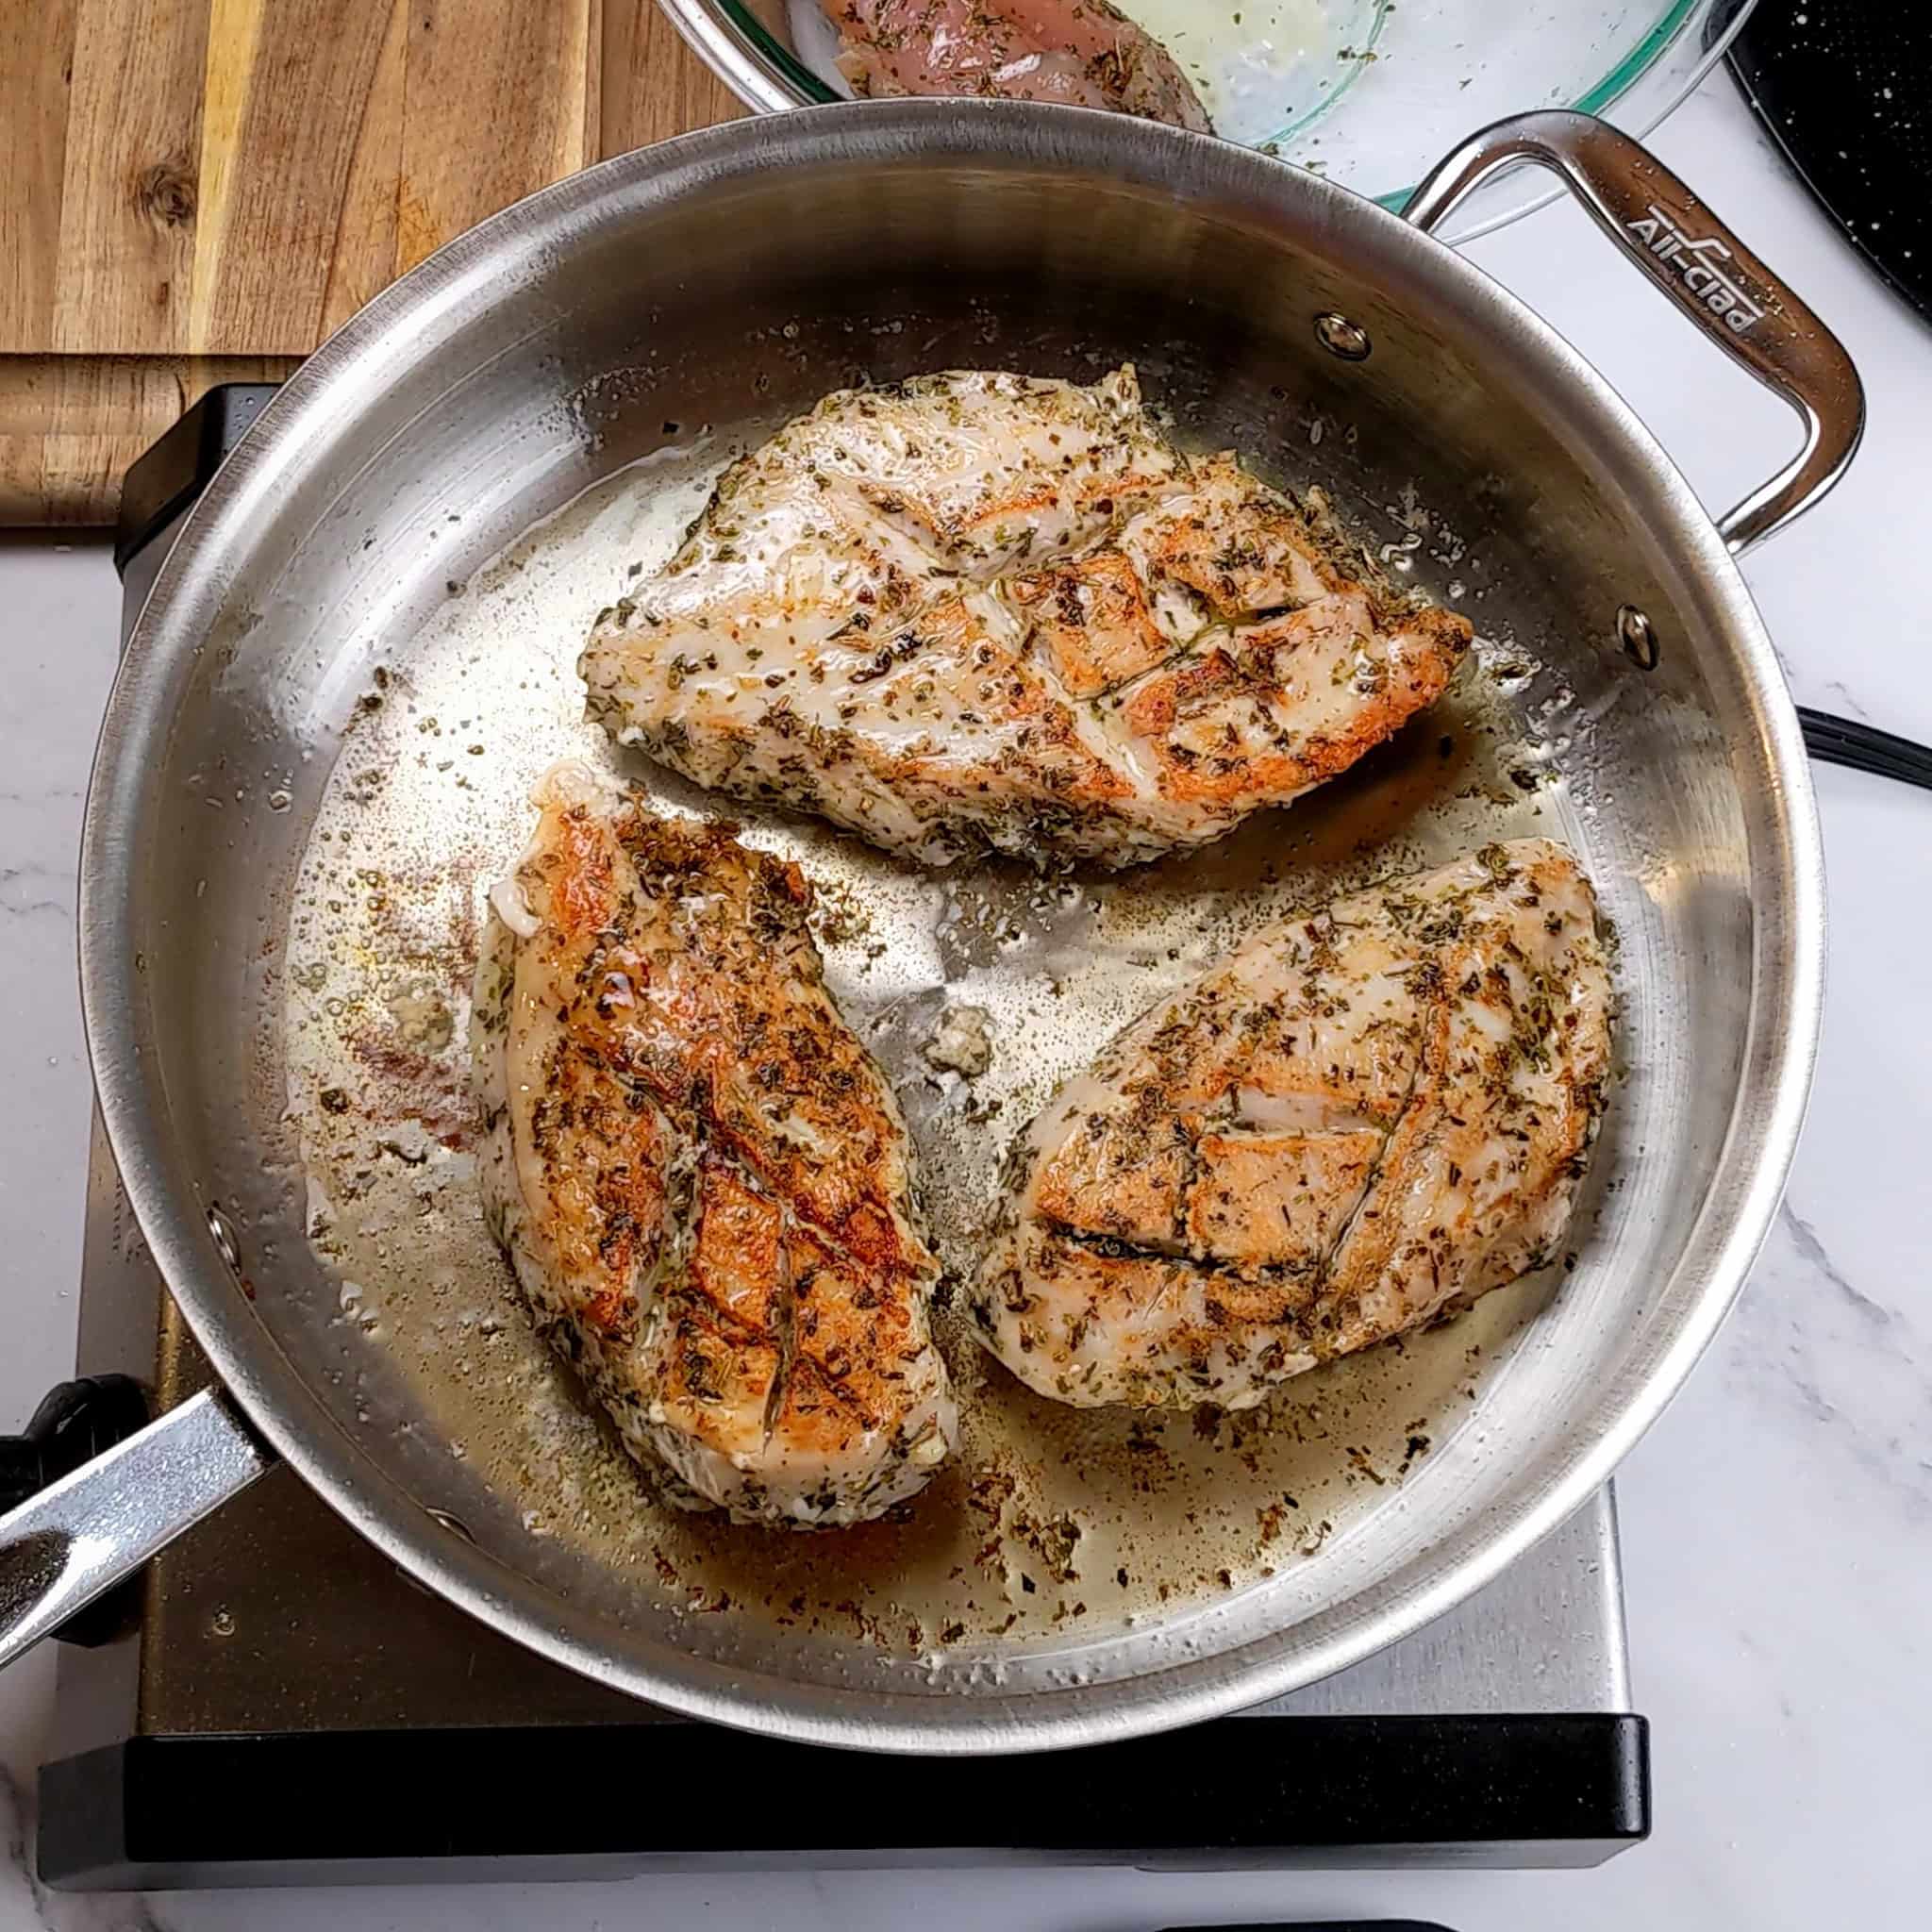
[0,104,1857,1753]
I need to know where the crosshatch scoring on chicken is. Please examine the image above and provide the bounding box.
[578,367,1473,868]
[968,840,1615,1410]
[472,762,957,1526]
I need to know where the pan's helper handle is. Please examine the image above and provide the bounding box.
[1405,109,1865,556]
[0,1386,274,1671]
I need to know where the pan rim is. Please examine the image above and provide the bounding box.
[79,98,1825,1755]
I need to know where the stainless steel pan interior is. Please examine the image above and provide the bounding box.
[37,104,1839,1751]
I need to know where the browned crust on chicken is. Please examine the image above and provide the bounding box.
[580,368,1472,868]
[474,766,956,1524]
[1009,550,1179,699]
[969,840,1615,1409]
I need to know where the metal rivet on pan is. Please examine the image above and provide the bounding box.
[1617,604,1659,670]
[206,1203,242,1274]
[1314,312,1372,361]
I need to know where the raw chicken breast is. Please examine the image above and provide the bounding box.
[829,1,1212,132]
[580,367,1470,868]
[473,763,957,1524]
[969,840,1614,1409]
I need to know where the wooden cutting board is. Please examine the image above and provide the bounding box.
[0,1,743,525]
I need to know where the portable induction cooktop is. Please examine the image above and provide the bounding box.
[30,392,1649,1890]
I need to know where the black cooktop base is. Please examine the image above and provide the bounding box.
[42,1714,1648,1888]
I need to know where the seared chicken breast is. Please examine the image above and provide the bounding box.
[829,2,1213,133]
[580,367,1470,869]
[474,763,957,1524]
[969,840,1613,1409]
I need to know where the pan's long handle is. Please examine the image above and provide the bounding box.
[1405,109,1865,556]
[0,1386,274,1670]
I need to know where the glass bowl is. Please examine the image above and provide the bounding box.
[658,0,1758,240]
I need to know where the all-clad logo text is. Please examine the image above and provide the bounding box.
[1625,204,1766,334]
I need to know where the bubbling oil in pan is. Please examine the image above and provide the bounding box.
[284,423,1590,1660]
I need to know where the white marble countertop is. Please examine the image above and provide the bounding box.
[1,68,1926,1932]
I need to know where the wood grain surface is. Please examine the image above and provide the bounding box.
[0,0,742,523]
